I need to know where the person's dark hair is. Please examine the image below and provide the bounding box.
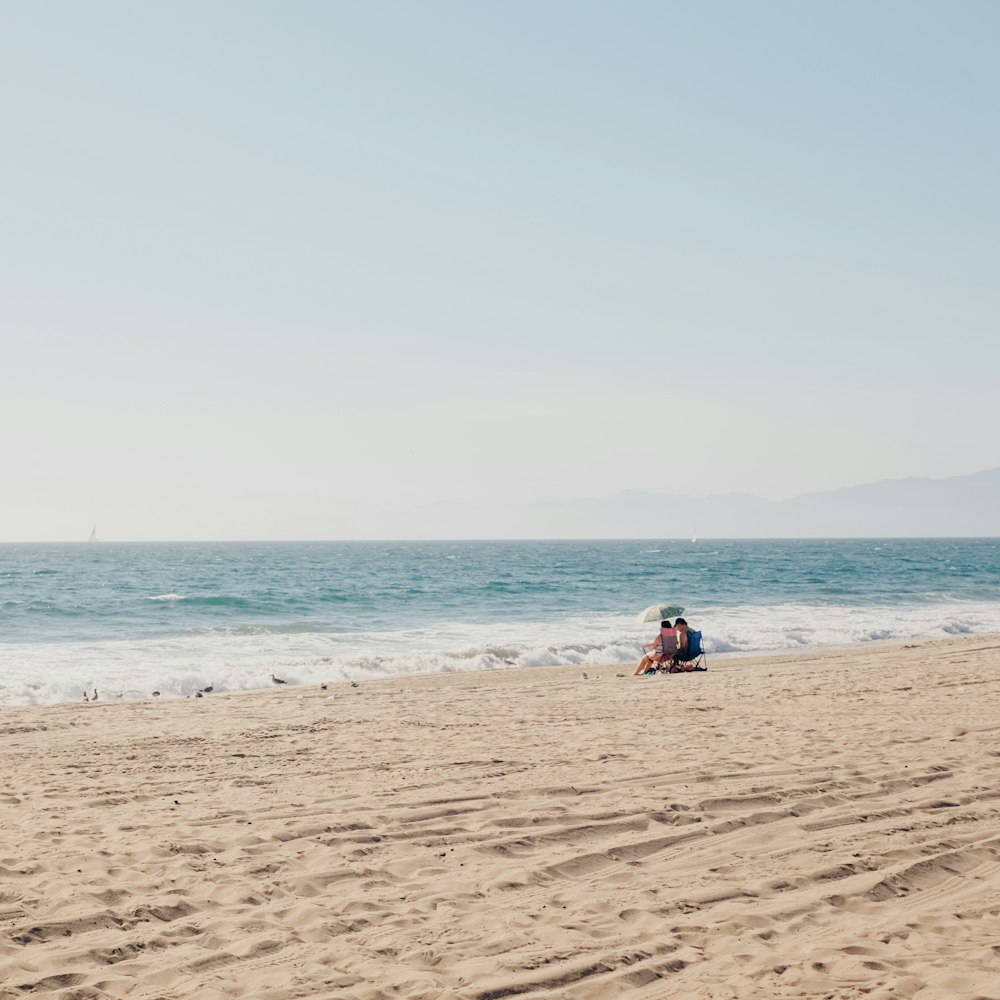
[674,617,687,626]
[660,620,672,629]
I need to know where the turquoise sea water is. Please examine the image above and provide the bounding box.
[2,538,999,705]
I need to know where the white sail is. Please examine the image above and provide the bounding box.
[88,524,98,543]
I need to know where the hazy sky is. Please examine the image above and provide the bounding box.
[3,1,998,540]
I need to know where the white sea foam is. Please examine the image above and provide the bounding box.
[3,598,1000,706]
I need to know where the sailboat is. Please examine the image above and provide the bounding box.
[88,524,98,543]
[691,526,697,543]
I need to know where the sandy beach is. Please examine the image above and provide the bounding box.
[2,635,1000,999]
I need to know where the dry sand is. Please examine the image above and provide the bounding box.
[2,635,1000,999]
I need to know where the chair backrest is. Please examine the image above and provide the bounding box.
[686,630,703,658]
[660,627,678,655]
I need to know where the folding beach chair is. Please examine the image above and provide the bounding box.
[642,627,678,673]
[659,630,707,672]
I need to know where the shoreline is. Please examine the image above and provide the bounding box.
[5,626,997,710]
[6,536,1000,709]
[2,633,1000,998]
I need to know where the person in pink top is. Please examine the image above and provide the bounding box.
[633,620,678,675]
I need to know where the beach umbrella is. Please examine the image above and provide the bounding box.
[637,603,684,624]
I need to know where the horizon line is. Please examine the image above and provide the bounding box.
[3,535,999,545]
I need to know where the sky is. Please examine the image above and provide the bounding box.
[2,0,998,540]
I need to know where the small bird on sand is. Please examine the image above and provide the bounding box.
[350,681,359,688]
[201,686,213,694]
[581,672,588,680]
[195,691,203,698]
[91,688,99,701]
[82,691,90,702]
[320,683,328,690]
[151,690,161,697]
[271,674,287,685]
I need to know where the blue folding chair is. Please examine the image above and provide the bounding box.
[659,630,707,672]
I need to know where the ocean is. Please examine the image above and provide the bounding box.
[2,538,999,706]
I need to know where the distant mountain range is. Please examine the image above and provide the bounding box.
[390,467,1000,538]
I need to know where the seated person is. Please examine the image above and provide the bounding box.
[671,618,690,665]
[633,620,678,675]
[668,618,705,671]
